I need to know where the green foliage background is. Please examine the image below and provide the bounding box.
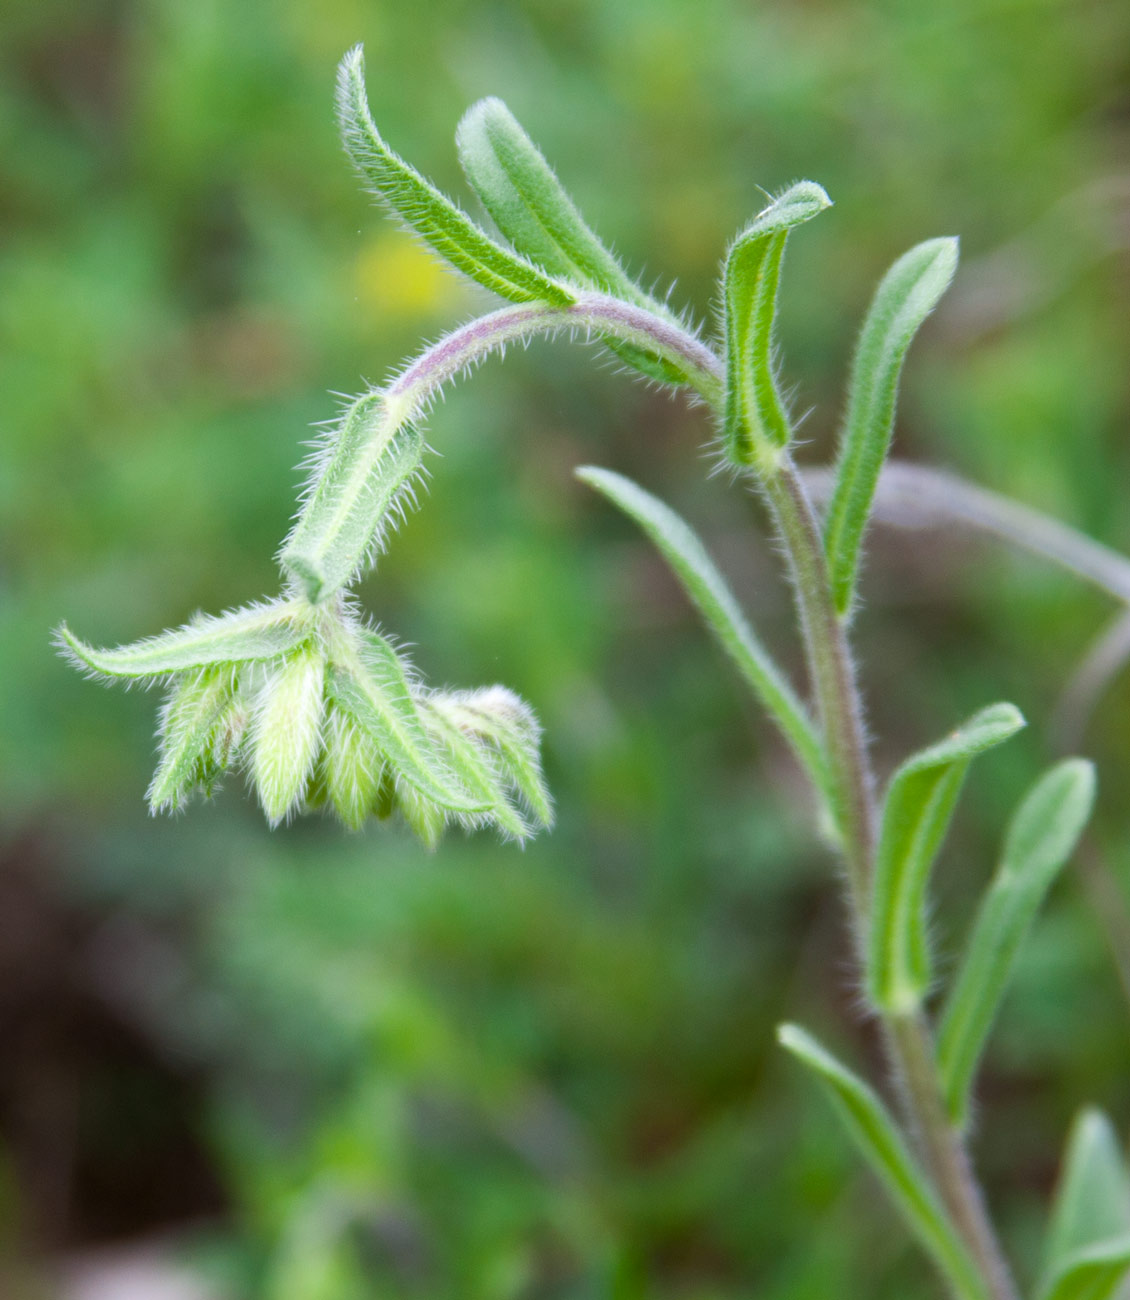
[2,0,1129,1296]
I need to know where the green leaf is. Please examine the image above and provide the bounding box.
[427,686,553,828]
[721,182,832,470]
[251,644,327,826]
[576,466,829,801]
[1039,1238,1130,1300]
[868,703,1025,1014]
[337,46,574,307]
[57,599,312,679]
[148,668,241,813]
[1044,1109,1130,1289]
[326,629,487,815]
[936,759,1096,1127]
[777,1023,990,1300]
[455,96,684,384]
[280,390,426,604]
[822,237,959,616]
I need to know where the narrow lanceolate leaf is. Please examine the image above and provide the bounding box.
[777,1024,990,1300]
[57,600,311,680]
[868,702,1025,1014]
[337,46,573,307]
[280,390,425,604]
[251,644,327,825]
[1042,1109,1130,1293]
[419,698,529,841]
[577,466,829,802]
[326,629,487,814]
[1038,1239,1130,1300]
[822,237,959,616]
[455,96,684,385]
[148,668,239,813]
[321,708,384,831]
[428,686,553,828]
[721,182,832,471]
[937,759,1096,1127]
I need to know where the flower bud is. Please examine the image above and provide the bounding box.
[428,686,552,828]
[148,668,239,814]
[322,707,384,830]
[251,644,327,825]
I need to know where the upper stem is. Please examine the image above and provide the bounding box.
[889,1012,1019,1300]
[759,456,1019,1300]
[758,462,876,928]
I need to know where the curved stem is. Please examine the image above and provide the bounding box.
[284,295,724,603]
[389,292,724,418]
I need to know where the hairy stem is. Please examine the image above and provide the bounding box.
[758,462,876,924]
[389,292,724,418]
[889,1013,1019,1300]
[759,457,1019,1300]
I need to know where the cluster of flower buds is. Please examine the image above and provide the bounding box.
[58,597,550,845]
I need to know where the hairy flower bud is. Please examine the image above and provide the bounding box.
[321,707,384,831]
[251,643,327,825]
[148,668,241,813]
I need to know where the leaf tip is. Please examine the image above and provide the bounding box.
[456,94,510,139]
[338,42,365,82]
[985,700,1027,742]
[913,235,960,297]
[776,1021,808,1054]
[1059,756,1098,812]
[789,179,833,213]
[54,623,106,678]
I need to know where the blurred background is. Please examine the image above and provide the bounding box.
[3,0,1130,1296]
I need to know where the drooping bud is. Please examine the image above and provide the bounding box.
[396,781,448,850]
[418,695,529,841]
[148,667,240,813]
[427,686,552,829]
[251,643,327,825]
[321,707,384,831]
[325,628,485,814]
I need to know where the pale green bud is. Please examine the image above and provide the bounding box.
[321,707,384,831]
[396,781,448,851]
[418,695,529,841]
[148,667,241,813]
[427,686,553,829]
[251,643,327,825]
